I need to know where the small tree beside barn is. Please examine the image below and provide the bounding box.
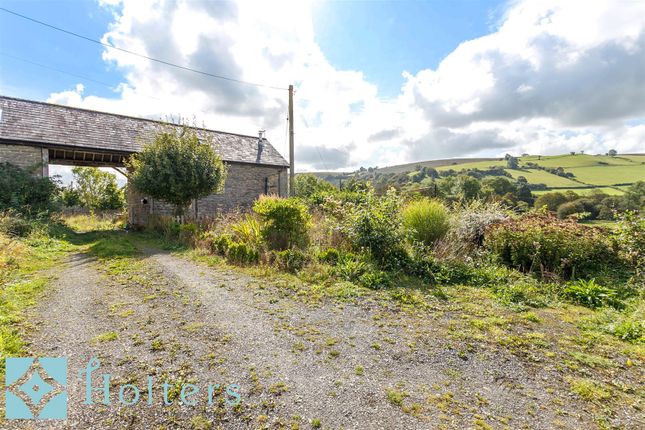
[127,127,227,218]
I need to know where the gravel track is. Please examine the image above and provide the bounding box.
[4,247,612,429]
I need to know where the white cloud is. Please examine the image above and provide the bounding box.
[47,0,645,171]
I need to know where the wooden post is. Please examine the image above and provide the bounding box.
[288,84,295,196]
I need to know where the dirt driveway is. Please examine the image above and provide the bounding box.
[6,241,637,429]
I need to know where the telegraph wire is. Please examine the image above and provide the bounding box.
[0,7,288,91]
[0,51,164,102]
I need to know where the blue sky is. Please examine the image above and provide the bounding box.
[313,0,503,97]
[1,0,643,174]
[1,0,505,101]
[0,0,121,100]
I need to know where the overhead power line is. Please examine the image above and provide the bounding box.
[0,7,288,91]
[0,51,164,101]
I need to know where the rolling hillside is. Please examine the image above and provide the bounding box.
[379,153,645,195]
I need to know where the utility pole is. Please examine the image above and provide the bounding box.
[288,84,295,197]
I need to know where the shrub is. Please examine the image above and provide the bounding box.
[205,233,233,255]
[333,256,369,283]
[317,248,341,265]
[563,279,623,309]
[485,215,624,280]
[294,174,336,201]
[342,189,407,267]
[611,319,644,342]
[230,214,261,248]
[534,192,568,212]
[0,213,33,238]
[434,200,508,259]
[157,220,181,240]
[0,162,59,216]
[271,249,309,272]
[401,198,449,246]
[614,211,645,275]
[227,241,259,265]
[358,270,392,289]
[557,200,586,219]
[253,196,311,250]
[178,223,198,245]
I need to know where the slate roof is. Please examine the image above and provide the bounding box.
[0,96,289,167]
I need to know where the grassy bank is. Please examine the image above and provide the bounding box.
[0,214,125,378]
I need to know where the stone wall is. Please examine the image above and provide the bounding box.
[128,162,288,226]
[0,143,48,176]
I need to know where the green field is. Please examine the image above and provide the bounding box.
[566,165,644,185]
[379,157,501,174]
[435,159,505,172]
[505,168,584,188]
[532,187,626,196]
[373,153,645,195]
[519,154,644,168]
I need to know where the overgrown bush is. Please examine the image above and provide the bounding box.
[0,213,33,238]
[178,223,198,245]
[230,214,261,249]
[253,196,311,250]
[205,233,233,255]
[534,192,569,212]
[358,270,392,289]
[563,279,623,309]
[270,249,309,272]
[203,232,258,264]
[294,174,336,202]
[613,211,645,276]
[0,162,59,216]
[341,189,407,267]
[333,257,369,283]
[402,198,449,246]
[485,215,624,280]
[556,200,586,219]
[317,248,341,265]
[227,241,259,265]
[434,200,508,260]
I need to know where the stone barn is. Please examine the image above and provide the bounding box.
[0,96,289,226]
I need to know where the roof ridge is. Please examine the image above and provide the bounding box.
[0,94,263,141]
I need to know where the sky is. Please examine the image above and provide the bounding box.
[0,0,644,178]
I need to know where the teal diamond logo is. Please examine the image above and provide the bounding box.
[5,357,67,419]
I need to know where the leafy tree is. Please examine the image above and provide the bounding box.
[127,127,227,217]
[294,174,335,199]
[59,186,81,207]
[608,149,617,156]
[623,181,645,210]
[71,167,124,212]
[516,183,534,205]
[482,177,516,197]
[506,156,519,169]
[458,175,481,201]
[534,192,568,211]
